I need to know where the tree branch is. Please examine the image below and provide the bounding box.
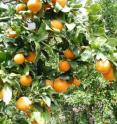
[2,0,16,4]
[0,17,10,22]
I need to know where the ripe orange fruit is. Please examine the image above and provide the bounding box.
[52,0,67,8]
[22,0,29,3]
[64,49,75,59]
[14,53,25,64]
[53,78,69,93]
[27,0,42,14]
[16,97,32,112]
[51,20,63,31]
[72,77,81,86]
[96,59,112,74]
[6,30,17,39]
[25,52,36,62]
[59,60,71,72]
[20,75,32,86]
[45,80,53,88]
[103,68,115,81]
[16,4,26,12]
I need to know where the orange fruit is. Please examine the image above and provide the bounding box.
[22,0,29,3]
[72,77,81,86]
[6,30,17,39]
[14,53,25,64]
[96,59,112,74]
[25,52,36,62]
[16,97,32,112]
[20,75,32,86]
[59,60,71,72]
[16,4,26,12]
[51,20,63,31]
[27,0,42,14]
[64,49,75,59]
[103,68,115,81]
[53,78,69,93]
[45,80,53,88]
[52,0,67,8]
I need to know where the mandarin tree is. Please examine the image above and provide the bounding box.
[0,0,117,124]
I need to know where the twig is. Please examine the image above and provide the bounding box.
[0,17,10,22]
[2,0,16,4]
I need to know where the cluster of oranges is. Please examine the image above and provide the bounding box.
[46,48,81,93]
[96,59,115,81]
[13,49,80,123]
[46,77,81,93]
[16,0,42,14]
[14,52,36,64]
[10,0,67,90]
[6,0,67,39]
[13,52,36,87]
[11,0,68,91]
[15,0,66,31]
[0,52,36,122]
[2,0,69,123]
[16,0,67,13]
[5,0,67,115]
[13,52,36,123]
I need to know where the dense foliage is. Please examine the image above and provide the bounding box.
[0,0,117,124]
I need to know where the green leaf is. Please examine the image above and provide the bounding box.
[90,36,107,49]
[65,23,76,31]
[108,38,117,47]
[2,85,12,105]
[31,112,45,124]
[37,23,48,42]
[81,49,93,61]
[42,96,51,107]
[88,3,102,14]
[62,6,71,13]
[54,2,63,12]
[23,64,30,74]
[0,51,6,62]
[0,2,8,10]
